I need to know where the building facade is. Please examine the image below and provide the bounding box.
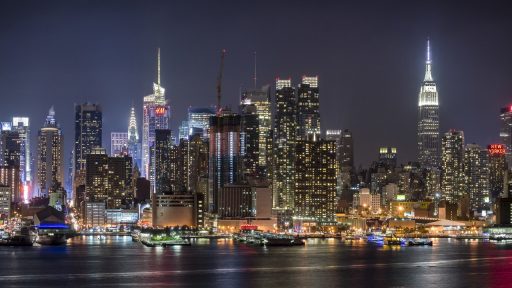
[441,130,465,202]
[273,79,297,211]
[208,110,242,212]
[297,76,320,140]
[142,48,170,187]
[36,107,64,197]
[417,40,440,168]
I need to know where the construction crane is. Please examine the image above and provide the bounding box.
[216,49,226,115]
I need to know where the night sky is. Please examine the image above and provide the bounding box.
[1,0,511,169]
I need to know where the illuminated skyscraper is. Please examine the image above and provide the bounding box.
[240,104,259,177]
[378,147,398,169]
[36,107,64,197]
[297,76,320,140]
[85,148,132,209]
[499,106,512,165]
[153,129,173,194]
[273,79,297,211]
[127,106,141,169]
[488,144,507,200]
[464,144,490,214]
[110,132,128,156]
[74,103,102,172]
[142,48,170,191]
[12,117,31,201]
[208,109,242,212]
[417,40,440,168]
[294,139,338,225]
[187,107,216,139]
[441,130,465,202]
[240,86,272,177]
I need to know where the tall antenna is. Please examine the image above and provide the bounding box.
[253,51,257,89]
[216,49,226,115]
[157,47,161,85]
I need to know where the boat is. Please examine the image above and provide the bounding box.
[261,235,305,246]
[366,233,384,243]
[384,236,403,245]
[36,233,68,245]
[0,227,35,246]
[131,230,140,242]
[406,238,433,246]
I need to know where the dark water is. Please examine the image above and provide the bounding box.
[1,237,512,287]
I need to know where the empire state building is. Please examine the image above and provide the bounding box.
[417,40,440,168]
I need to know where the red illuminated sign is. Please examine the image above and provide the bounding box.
[155,106,167,116]
[488,144,506,156]
[240,224,258,231]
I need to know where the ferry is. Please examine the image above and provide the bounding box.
[384,236,404,246]
[406,238,433,246]
[261,234,305,246]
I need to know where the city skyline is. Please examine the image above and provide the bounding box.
[1,1,511,169]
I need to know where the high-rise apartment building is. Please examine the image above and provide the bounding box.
[297,76,320,140]
[441,130,465,202]
[464,144,490,214]
[240,86,272,177]
[273,79,297,210]
[294,139,338,225]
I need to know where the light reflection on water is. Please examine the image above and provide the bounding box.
[2,237,512,287]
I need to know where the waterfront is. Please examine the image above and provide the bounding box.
[0,237,512,287]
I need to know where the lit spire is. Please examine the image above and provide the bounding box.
[424,39,433,82]
[128,105,139,141]
[157,47,161,86]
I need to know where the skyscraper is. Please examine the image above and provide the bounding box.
[153,129,173,195]
[36,107,64,197]
[441,130,465,202]
[294,139,338,225]
[488,144,507,200]
[127,106,141,169]
[110,132,128,156]
[297,76,320,140]
[340,129,354,170]
[499,106,512,165]
[142,48,170,190]
[464,144,490,215]
[187,107,216,139]
[378,147,398,169]
[85,147,132,209]
[187,134,209,194]
[12,117,31,201]
[240,86,272,177]
[208,109,242,212]
[273,79,297,211]
[74,103,102,172]
[417,40,440,168]
[240,104,259,177]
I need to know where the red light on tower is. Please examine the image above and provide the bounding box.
[509,105,512,112]
[488,144,506,156]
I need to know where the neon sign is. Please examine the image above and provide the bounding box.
[488,144,506,156]
[155,106,167,116]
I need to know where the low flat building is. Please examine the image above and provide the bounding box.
[152,194,205,227]
[105,209,139,225]
[84,202,106,227]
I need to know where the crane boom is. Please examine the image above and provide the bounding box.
[216,49,226,115]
